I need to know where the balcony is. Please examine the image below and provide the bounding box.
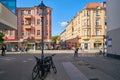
[91,35,103,39]
[30,36,35,40]
[23,34,35,40]
[24,14,32,19]
[82,25,91,29]
[23,24,32,29]
[95,25,102,29]
[82,16,90,19]
[23,36,28,40]
[82,35,90,40]
[96,15,101,18]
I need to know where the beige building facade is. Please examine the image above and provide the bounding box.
[60,2,106,52]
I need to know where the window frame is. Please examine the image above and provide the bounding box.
[37,30,40,36]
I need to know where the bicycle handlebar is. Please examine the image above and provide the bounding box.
[34,54,56,62]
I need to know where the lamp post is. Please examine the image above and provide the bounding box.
[37,1,47,63]
[103,35,106,55]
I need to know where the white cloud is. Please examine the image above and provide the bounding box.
[59,21,68,27]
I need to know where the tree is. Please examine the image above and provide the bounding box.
[0,32,5,44]
[52,36,58,44]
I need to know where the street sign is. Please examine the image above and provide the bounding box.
[108,38,112,47]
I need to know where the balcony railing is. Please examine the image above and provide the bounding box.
[95,25,102,28]
[24,14,32,19]
[82,35,90,40]
[23,24,32,29]
[23,34,35,40]
[82,25,91,28]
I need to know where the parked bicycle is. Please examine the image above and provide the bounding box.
[95,49,105,56]
[32,54,57,80]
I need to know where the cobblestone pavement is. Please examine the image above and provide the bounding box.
[0,50,120,80]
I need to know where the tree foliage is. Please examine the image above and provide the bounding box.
[0,32,4,44]
[52,36,58,43]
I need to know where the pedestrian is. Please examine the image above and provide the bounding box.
[80,47,82,51]
[25,46,28,53]
[19,47,22,54]
[74,46,79,57]
[15,45,18,52]
[1,45,6,56]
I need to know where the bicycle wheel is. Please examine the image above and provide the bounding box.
[32,64,38,80]
[52,63,57,73]
[38,65,48,80]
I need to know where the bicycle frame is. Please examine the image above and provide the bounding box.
[32,54,57,80]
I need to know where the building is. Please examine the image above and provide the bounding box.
[60,30,66,41]
[106,0,120,58]
[0,2,17,51]
[0,1,17,30]
[16,4,52,50]
[60,2,106,52]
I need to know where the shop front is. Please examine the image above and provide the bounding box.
[4,38,20,52]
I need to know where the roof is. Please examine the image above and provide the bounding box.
[85,2,104,9]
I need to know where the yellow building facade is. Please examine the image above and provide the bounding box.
[60,2,106,52]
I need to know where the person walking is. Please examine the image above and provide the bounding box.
[24,46,28,53]
[1,45,6,56]
[19,47,22,54]
[74,46,79,57]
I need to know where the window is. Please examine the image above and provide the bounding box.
[96,10,99,16]
[37,19,40,25]
[72,26,74,32]
[37,9,40,15]
[46,30,48,36]
[28,10,31,14]
[28,20,31,25]
[45,20,48,25]
[87,11,89,16]
[28,30,31,36]
[84,19,87,26]
[84,30,87,36]
[10,31,14,36]
[84,10,89,16]
[21,20,24,25]
[87,19,89,25]
[96,30,100,36]
[21,10,24,16]
[46,32,48,36]
[5,31,8,36]
[96,19,100,25]
[37,30,40,36]
[87,29,91,36]
[84,10,87,16]
[22,32,24,36]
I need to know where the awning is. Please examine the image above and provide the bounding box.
[94,41,102,43]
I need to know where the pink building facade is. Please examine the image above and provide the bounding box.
[16,6,52,50]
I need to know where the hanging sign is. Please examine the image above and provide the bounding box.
[108,38,112,47]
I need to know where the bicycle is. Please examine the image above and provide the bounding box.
[32,54,57,80]
[95,49,105,56]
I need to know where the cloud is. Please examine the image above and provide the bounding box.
[59,21,68,27]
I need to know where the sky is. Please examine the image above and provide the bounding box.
[17,0,105,36]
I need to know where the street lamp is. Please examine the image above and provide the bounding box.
[103,35,106,55]
[103,35,105,53]
[37,1,47,63]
